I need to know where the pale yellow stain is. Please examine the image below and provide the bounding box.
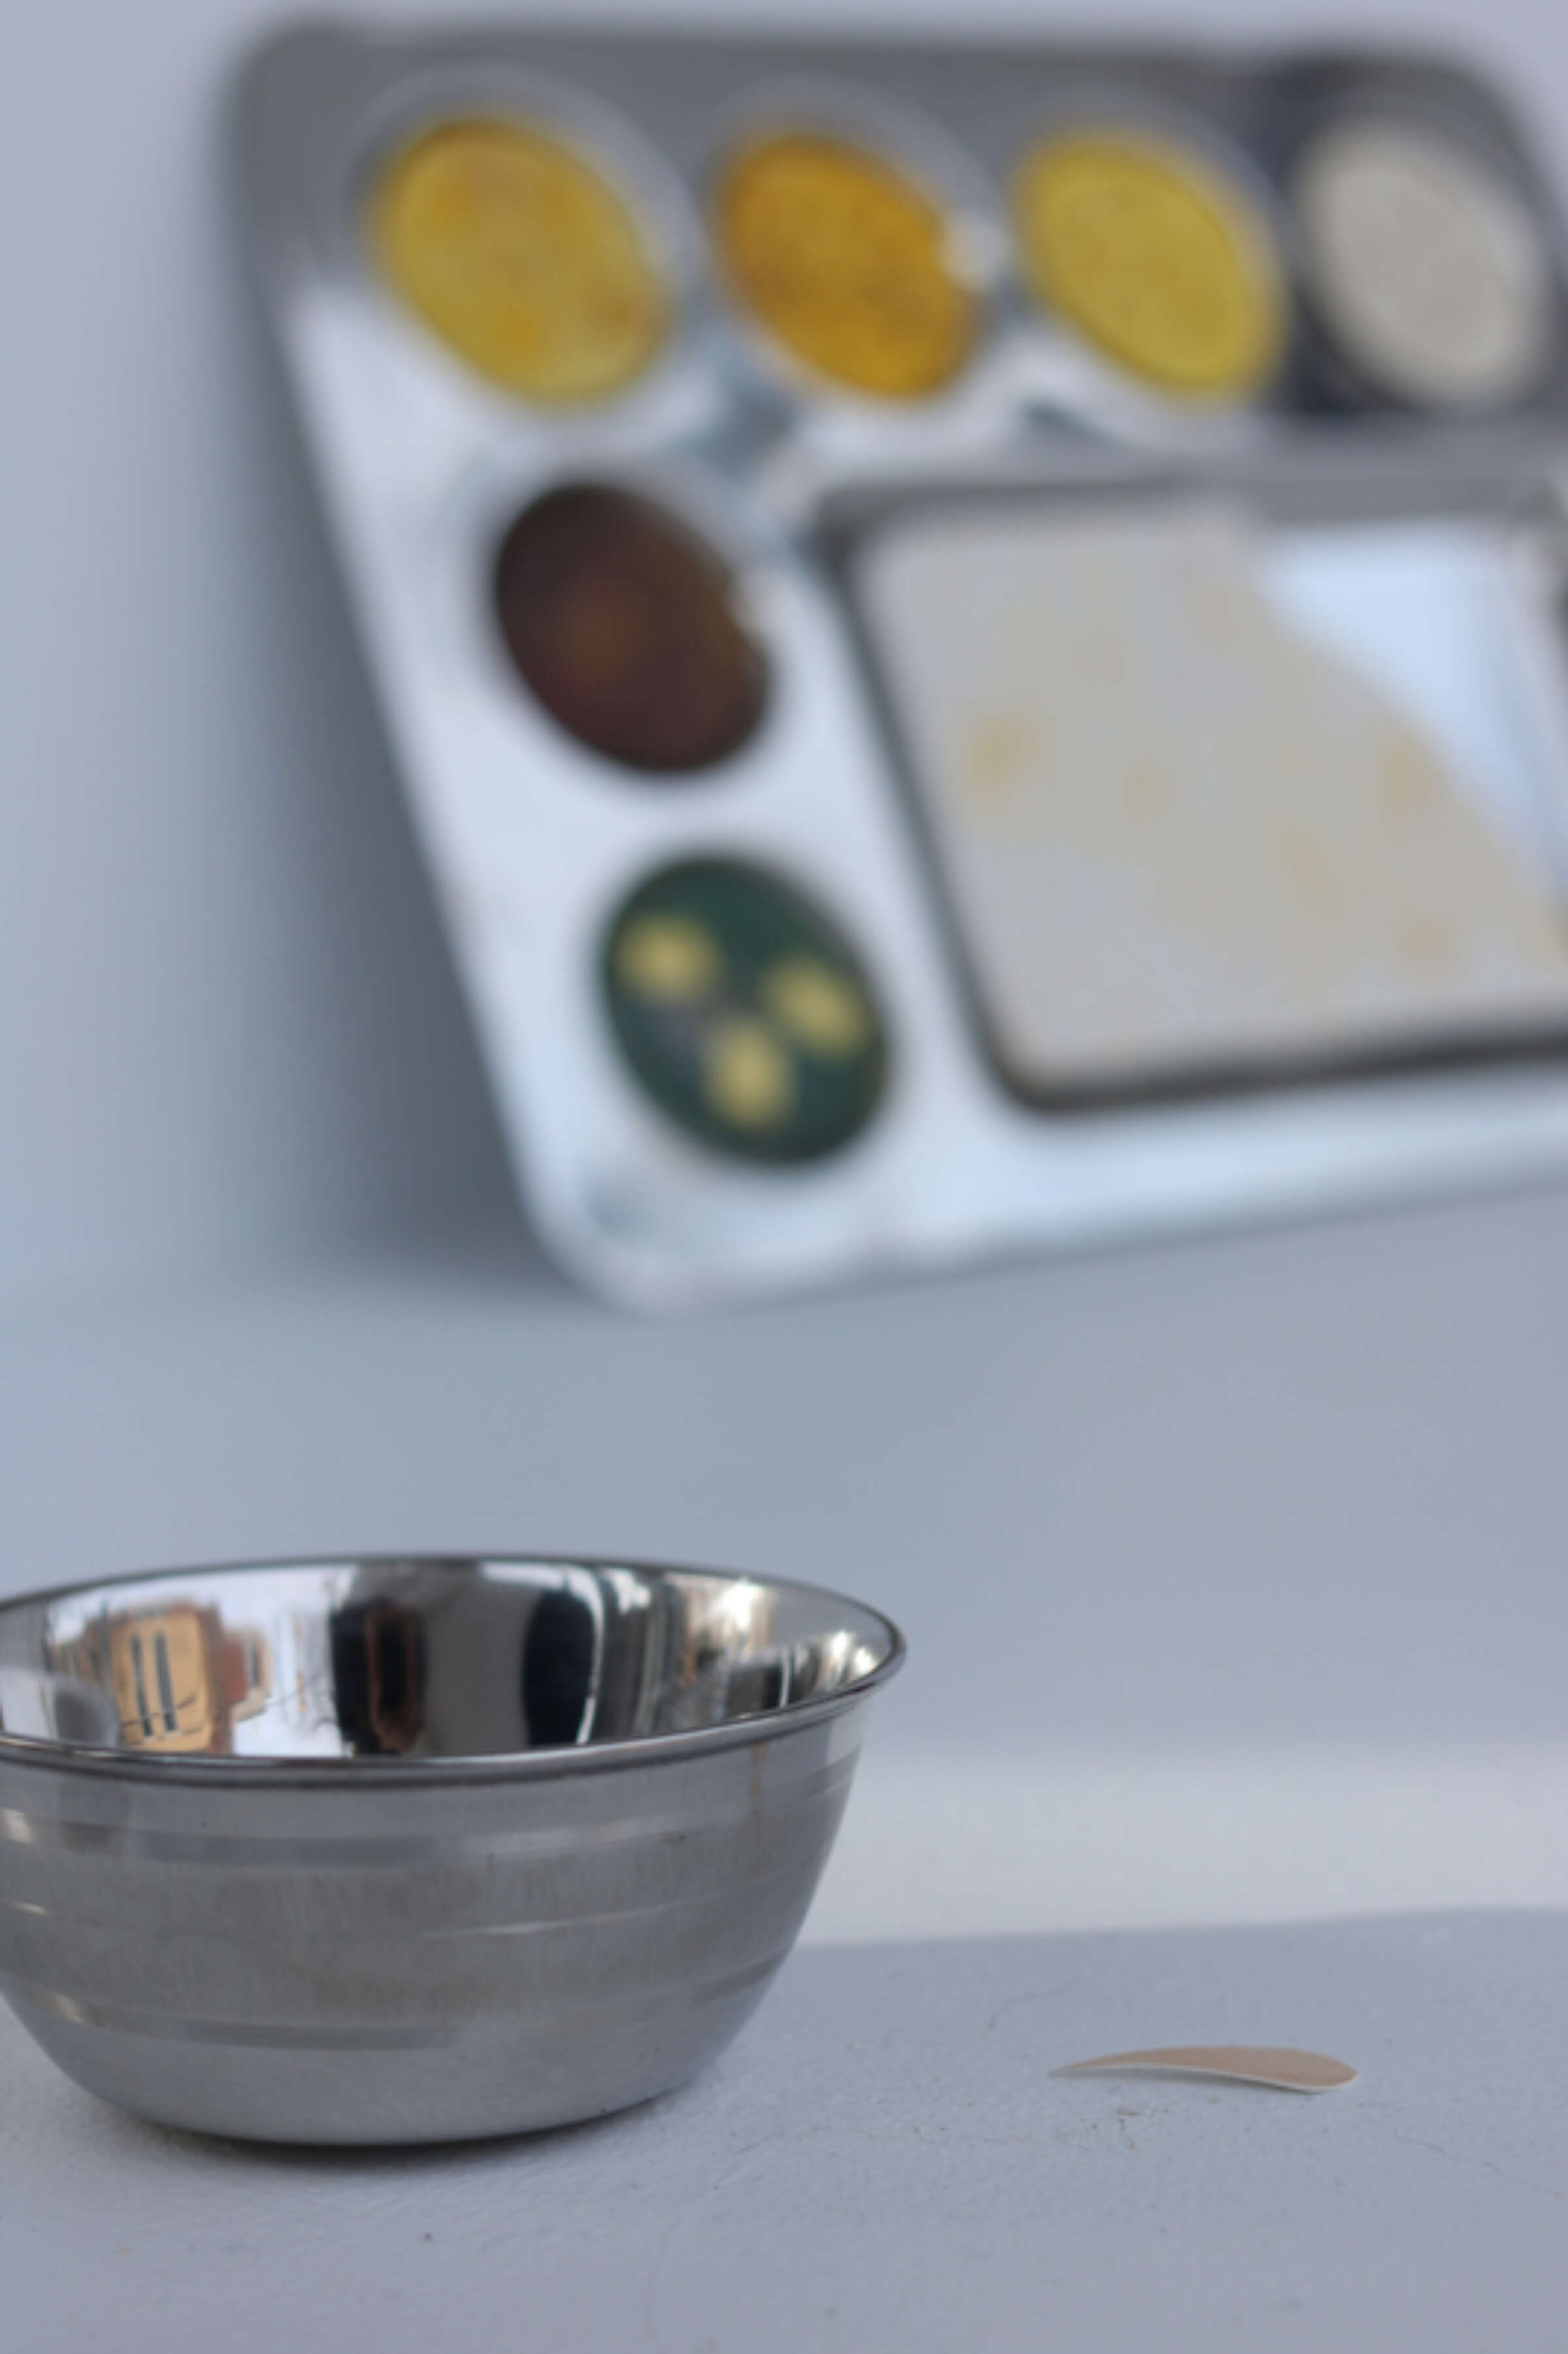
[961,711,1040,808]
[1397,910,1462,980]
[1124,757,1174,825]
[1188,574,1254,650]
[1379,721,1441,826]
[1272,816,1342,919]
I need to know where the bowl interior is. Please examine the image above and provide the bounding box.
[0,1557,899,1764]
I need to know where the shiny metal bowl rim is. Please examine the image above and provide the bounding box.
[0,1551,906,1788]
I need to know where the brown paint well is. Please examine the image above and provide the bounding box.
[493,483,768,774]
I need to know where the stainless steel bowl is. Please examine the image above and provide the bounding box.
[0,1555,902,2144]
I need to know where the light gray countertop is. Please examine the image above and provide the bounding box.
[6,1911,1565,2353]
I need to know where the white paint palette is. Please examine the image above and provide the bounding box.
[237,25,1568,1307]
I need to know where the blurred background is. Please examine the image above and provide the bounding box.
[4,0,1568,1314]
[5,0,1568,1941]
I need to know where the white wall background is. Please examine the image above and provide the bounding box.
[6,0,1568,1312]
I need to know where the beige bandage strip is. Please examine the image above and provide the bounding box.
[1054,2044,1356,2092]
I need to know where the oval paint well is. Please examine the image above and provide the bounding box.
[1292,118,1552,411]
[713,130,979,398]
[603,858,888,1162]
[494,484,768,774]
[368,116,669,404]
[1011,129,1286,400]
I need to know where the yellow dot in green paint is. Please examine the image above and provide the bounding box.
[702,1016,796,1130]
[760,955,875,1057]
[615,914,723,1004]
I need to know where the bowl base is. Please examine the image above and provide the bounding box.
[5,1970,777,2146]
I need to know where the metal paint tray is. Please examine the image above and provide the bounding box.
[235,24,1568,1306]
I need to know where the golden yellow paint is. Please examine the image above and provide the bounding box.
[714,133,977,397]
[614,914,723,1004]
[1012,131,1284,399]
[702,1016,796,1129]
[369,117,668,403]
[760,956,875,1057]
